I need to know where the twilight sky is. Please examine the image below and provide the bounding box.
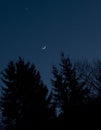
[0,0,101,88]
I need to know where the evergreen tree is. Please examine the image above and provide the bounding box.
[0,57,53,130]
[51,53,89,127]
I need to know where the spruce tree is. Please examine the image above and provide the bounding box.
[0,57,52,130]
[51,53,89,127]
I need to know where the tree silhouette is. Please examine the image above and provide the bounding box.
[0,57,53,130]
[51,53,90,127]
[2,54,101,129]
[90,60,101,95]
[87,60,101,118]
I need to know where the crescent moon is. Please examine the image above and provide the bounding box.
[42,46,47,50]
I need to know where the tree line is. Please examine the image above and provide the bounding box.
[0,53,101,129]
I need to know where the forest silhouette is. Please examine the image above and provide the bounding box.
[0,53,101,129]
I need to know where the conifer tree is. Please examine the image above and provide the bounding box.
[0,57,53,130]
[51,53,89,125]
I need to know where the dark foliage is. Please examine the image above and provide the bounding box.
[1,54,101,129]
[0,57,54,130]
[51,53,92,127]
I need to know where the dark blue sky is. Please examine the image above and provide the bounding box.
[0,0,101,88]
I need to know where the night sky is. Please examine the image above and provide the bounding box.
[0,0,101,88]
